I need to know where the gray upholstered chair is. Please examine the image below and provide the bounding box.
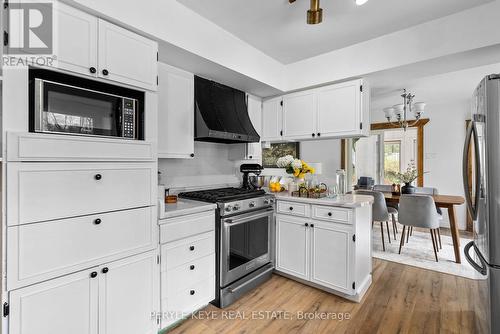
[372,185,399,239]
[354,190,394,251]
[398,194,441,262]
[411,187,442,248]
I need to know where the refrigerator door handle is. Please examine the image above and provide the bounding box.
[462,121,481,220]
[464,241,487,276]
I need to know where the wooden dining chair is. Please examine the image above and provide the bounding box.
[354,190,393,251]
[398,194,441,262]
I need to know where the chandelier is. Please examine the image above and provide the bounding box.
[383,89,426,131]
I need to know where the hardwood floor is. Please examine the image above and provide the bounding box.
[169,259,481,334]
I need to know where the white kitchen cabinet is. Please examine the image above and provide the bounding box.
[9,251,159,334]
[157,63,194,159]
[275,198,372,302]
[261,97,283,142]
[310,221,353,294]
[9,267,99,334]
[99,251,159,334]
[282,91,317,140]
[317,80,364,137]
[276,215,309,281]
[98,19,158,91]
[228,94,262,160]
[52,2,98,76]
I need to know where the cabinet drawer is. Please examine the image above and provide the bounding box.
[277,201,310,218]
[164,232,215,270]
[161,253,214,297]
[160,211,214,244]
[7,162,155,226]
[7,207,156,290]
[161,275,215,327]
[312,205,352,224]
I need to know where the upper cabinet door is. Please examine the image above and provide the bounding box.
[98,19,158,91]
[53,3,98,76]
[283,91,317,140]
[99,251,159,334]
[261,97,283,142]
[246,95,262,159]
[9,268,99,334]
[317,80,362,137]
[157,63,194,159]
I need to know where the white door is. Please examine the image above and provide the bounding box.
[99,251,159,334]
[276,215,309,280]
[283,91,317,140]
[310,222,354,295]
[157,63,194,159]
[52,3,98,76]
[98,19,158,90]
[9,268,99,334]
[261,97,282,142]
[317,80,362,137]
[246,94,262,159]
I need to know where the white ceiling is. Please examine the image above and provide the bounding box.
[177,0,493,64]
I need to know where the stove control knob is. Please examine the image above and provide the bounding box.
[233,204,241,211]
[225,205,233,212]
[249,201,256,208]
[263,199,271,205]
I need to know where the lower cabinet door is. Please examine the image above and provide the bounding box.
[99,251,159,334]
[310,222,354,295]
[9,268,99,334]
[276,215,309,280]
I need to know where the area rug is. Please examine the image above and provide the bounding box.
[372,224,482,280]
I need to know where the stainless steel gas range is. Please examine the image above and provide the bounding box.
[179,187,275,308]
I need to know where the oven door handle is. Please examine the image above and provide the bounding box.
[223,209,274,226]
[228,266,275,293]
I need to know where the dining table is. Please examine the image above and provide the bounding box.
[383,193,466,263]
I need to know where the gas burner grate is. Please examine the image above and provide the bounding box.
[179,187,266,203]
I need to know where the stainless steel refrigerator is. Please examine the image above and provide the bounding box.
[463,74,500,334]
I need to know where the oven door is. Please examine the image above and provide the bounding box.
[33,79,129,138]
[220,208,273,287]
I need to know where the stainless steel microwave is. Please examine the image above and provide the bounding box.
[29,68,145,140]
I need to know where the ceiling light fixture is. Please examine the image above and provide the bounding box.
[289,0,323,25]
[355,0,369,6]
[383,89,426,131]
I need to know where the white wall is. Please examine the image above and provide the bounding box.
[370,62,500,229]
[299,139,342,185]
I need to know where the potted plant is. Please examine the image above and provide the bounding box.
[387,162,419,194]
[276,155,315,184]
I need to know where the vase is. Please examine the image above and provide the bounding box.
[295,177,306,187]
[401,182,416,194]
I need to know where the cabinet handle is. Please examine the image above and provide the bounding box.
[328,212,332,217]
[289,207,294,211]
[305,223,309,227]
[102,69,109,76]
[190,153,195,158]
[89,67,96,74]
[102,267,109,274]
[94,174,102,180]
[94,218,102,225]
[189,246,195,251]
[90,271,98,278]
[317,133,321,137]
[190,265,195,270]
[312,133,316,137]
[190,290,195,295]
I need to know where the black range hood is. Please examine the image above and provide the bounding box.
[194,76,260,144]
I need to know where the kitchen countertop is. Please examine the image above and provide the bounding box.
[273,193,374,208]
[159,199,217,219]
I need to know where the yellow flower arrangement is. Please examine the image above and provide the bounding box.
[276,156,315,179]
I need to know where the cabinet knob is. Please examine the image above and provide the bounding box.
[289,207,294,211]
[249,156,253,159]
[190,153,195,158]
[317,133,321,137]
[305,223,309,227]
[311,224,315,228]
[102,267,109,274]
[94,174,102,180]
[94,218,102,225]
[190,265,195,270]
[312,133,316,137]
[90,271,98,278]
[89,67,96,74]
[328,212,332,217]
[102,69,109,76]
[189,246,195,251]
[190,290,195,295]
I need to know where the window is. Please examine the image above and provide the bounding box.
[384,141,401,184]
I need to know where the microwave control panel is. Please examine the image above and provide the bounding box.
[122,99,136,138]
